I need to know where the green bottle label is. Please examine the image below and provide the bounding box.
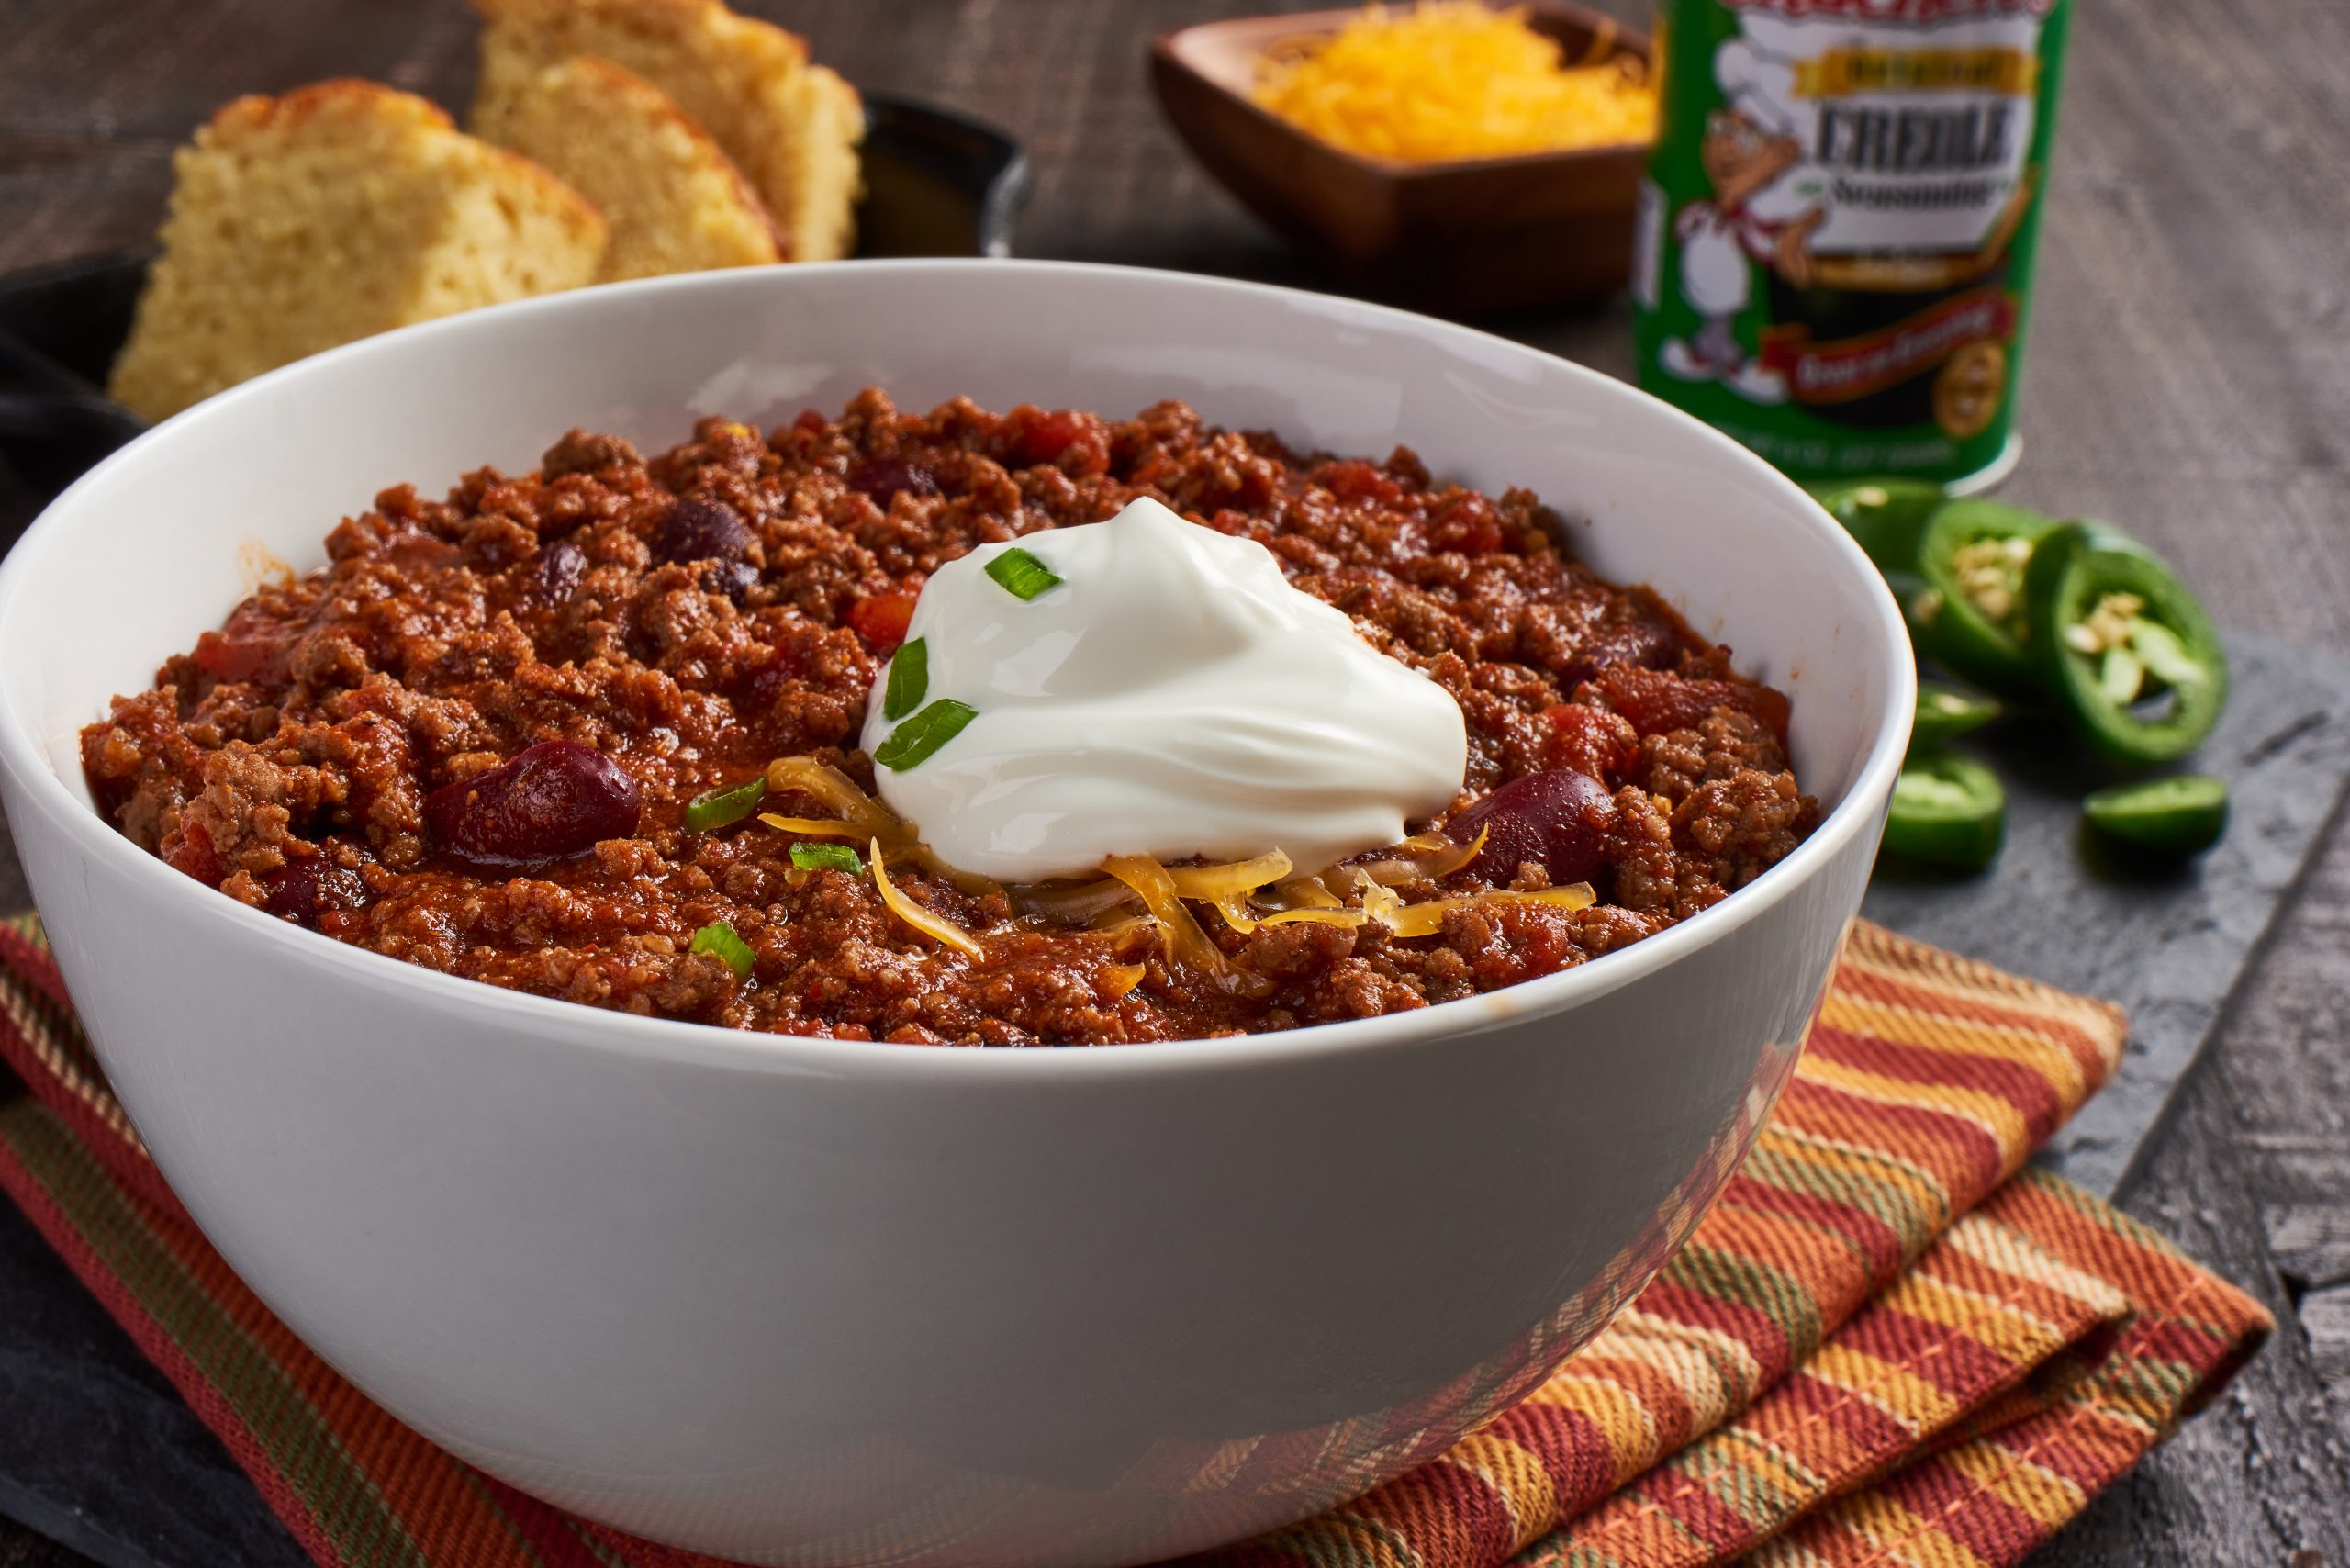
[1631,0,2072,487]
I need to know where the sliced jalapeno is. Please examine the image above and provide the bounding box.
[2021,523,2227,766]
[1883,752,2007,872]
[1910,683,2000,755]
[2083,775,2229,857]
[1808,477,1945,578]
[1906,498,2056,697]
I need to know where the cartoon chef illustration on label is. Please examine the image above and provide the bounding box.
[1657,39,1827,404]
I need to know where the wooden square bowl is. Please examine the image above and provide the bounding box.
[1150,2,1652,317]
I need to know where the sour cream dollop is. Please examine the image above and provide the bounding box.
[860,497,1468,883]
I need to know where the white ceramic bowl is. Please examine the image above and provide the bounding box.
[0,262,1910,1568]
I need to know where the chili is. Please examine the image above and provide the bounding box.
[2022,522,2227,766]
[1910,683,2000,755]
[1907,498,2054,697]
[1883,752,2006,872]
[2082,775,2229,857]
[1808,477,1943,584]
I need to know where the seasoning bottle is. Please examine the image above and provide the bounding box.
[1629,0,2072,491]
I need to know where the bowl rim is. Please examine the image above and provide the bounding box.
[1151,0,1655,183]
[0,257,1915,1081]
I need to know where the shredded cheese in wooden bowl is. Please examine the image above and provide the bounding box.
[1252,2,1655,163]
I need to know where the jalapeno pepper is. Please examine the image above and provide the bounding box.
[2021,522,2227,766]
[1906,498,2055,697]
[1910,683,2000,755]
[1883,752,2006,872]
[2083,775,2229,857]
[1807,477,1944,580]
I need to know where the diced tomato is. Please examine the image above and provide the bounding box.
[1002,407,1111,475]
[1589,665,1791,745]
[1011,409,1081,464]
[744,638,811,707]
[1541,702,1639,784]
[1427,493,1506,555]
[847,590,917,654]
[162,823,227,886]
[191,627,286,683]
[1318,459,1404,507]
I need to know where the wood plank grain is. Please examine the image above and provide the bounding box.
[2033,809,2350,1564]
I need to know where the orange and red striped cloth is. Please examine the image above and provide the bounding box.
[0,914,2269,1568]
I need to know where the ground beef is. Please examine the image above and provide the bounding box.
[81,391,1817,1045]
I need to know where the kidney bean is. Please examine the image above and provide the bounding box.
[263,854,369,927]
[702,560,759,604]
[845,457,939,505]
[425,741,643,867]
[1449,768,1615,885]
[656,498,753,566]
[1561,619,1681,686]
[528,539,587,604]
[1589,665,1791,745]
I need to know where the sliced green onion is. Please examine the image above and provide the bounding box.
[690,921,755,978]
[684,776,767,831]
[875,699,978,771]
[983,546,1063,600]
[789,841,866,875]
[882,636,928,722]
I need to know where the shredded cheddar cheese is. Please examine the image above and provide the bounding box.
[1252,2,1655,163]
[765,756,900,836]
[1048,837,1595,982]
[1373,882,1595,938]
[870,839,986,960]
[761,756,998,893]
[1356,825,1487,887]
[757,813,863,838]
[752,750,1591,989]
[1102,854,1230,975]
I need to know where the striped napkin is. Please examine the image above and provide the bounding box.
[0,914,2268,1568]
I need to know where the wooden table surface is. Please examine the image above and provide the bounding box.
[3,1,2348,1563]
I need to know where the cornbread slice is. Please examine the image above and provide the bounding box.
[485,55,784,280]
[108,81,607,422]
[471,0,863,263]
